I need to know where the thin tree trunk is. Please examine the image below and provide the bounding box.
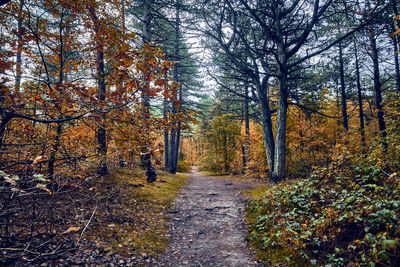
[338,42,348,131]
[173,0,182,173]
[169,0,181,173]
[224,134,228,173]
[96,40,107,175]
[89,7,108,176]
[15,0,24,93]
[354,40,366,146]
[174,120,181,171]
[163,97,169,171]
[241,86,250,173]
[48,12,65,178]
[367,23,386,139]
[48,123,62,177]
[141,0,156,182]
[392,0,400,91]
[0,114,13,151]
[393,35,400,92]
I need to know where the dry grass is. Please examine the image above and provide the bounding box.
[86,168,188,257]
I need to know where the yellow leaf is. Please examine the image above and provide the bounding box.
[61,226,81,235]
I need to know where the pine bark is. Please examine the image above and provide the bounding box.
[256,78,275,178]
[338,42,348,131]
[88,5,108,176]
[354,40,366,146]
[271,40,288,183]
[367,23,386,138]
[392,0,400,91]
[15,0,24,93]
[48,12,65,178]
[163,97,169,171]
[141,0,156,182]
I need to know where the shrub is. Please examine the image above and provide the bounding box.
[177,160,190,172]
[248,164,400,266]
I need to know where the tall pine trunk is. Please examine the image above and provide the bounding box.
[168,0,182,173]
[354,40,366,146]
[89,5,108,176]
[96,25,107,176]
[271,41,289,183]
[141,0,156,182]
[339,42,348,131]
[241,86,250,173]
[367,23,386,140]
[163,96,169,171]
[173,0,182,173]
[256,78,275,178]
[48,12,65,178]
[392,0,400,92]
[15,0,24,93]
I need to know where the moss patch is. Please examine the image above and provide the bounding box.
[86,168,188,258]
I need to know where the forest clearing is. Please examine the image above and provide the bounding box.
[1,0,400,266]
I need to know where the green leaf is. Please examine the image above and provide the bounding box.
[310,259,317,265]
[34,174,47,183]
[0,170,10,178]
[382,239,398,250]
[41,95,52,101]
[379,251,390,261]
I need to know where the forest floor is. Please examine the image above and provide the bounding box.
[155,167,262,266]
[6,167,265,266]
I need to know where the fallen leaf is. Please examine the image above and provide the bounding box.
[61,226,81,235]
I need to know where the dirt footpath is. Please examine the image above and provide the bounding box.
[157,168,262,266]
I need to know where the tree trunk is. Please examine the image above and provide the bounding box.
[169,126,177,173]
[48,12,65,178]
[256,79,275,177]
[354,40,366,146]
[174,120,181,171]
[90,8,108,176]
[271,42,288,183]
[367,23,386,139]
[48,123,62,178]
[224,134,228,173]
[241,86,250,173]
[392,0,400,91]
[15,0,24,93]
[141,2,151,117]
[163,97,169,171]
[272,79,288,182]
[339,42,348,131]
[173,0,182,173]
[0,114,13,152]
[96,38,107,175]
[393,34,400,92]
[168,0,181,173]
[141,0,156,182]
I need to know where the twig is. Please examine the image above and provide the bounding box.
[77,203,98,245]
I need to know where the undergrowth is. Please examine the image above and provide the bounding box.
[85,168,188,258]
[247,163,400,266]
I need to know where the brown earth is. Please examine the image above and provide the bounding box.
[156,168,262,266]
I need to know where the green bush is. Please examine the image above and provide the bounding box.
[247,165,400,266]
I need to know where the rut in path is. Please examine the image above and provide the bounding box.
[157,168,261,266]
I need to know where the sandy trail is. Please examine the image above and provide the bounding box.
[157,168,261,266]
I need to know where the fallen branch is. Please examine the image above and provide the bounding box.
[77,203,98,245]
